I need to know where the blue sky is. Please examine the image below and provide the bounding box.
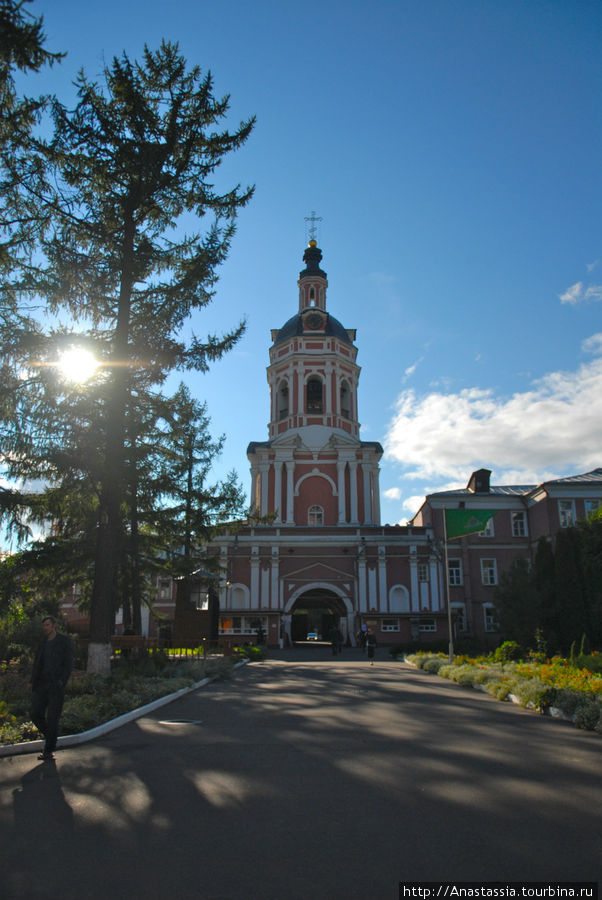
[18,0,602,524]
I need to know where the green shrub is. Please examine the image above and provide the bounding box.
[234,645,267,661]
[0,720,39,744]
[405,653,446,670]
[574,653,602,674]
[552,689,582,718]
[510,678,556,711]
[422,657,448,674]
[492,641,524,662]
[485,681,513,701]
[573,698,601,732]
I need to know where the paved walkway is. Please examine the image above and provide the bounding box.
[1,648,600,899]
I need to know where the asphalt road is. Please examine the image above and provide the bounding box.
[1,648,600,899]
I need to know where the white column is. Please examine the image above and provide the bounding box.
[349,461,359,524]
[250,546,260,607]
[337,460,346,524]
[298,369,304,417]
[362,463,372,524]
[372,468,381,525]
[378,546,387,611]
[271,546,279,610]
[430,557,440,610]
[286,460,295,524]
[410,549,419,611]
[325,363,333,413]
[274,461,283,523]
[259,463,269,515]
[358,557,367,612]
[249,466,259,512]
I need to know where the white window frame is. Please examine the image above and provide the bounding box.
[382,618,400,632]
[478,517,494,537]
[511,510,527,537]
[219,615,268,635]
[451,603,467,632]
[418,618,436,632]
[558,500,576,528]
[308,504,324,526]
[480,558,498,586]
[157,577,172,600]
[585,499,600,519]
[483,604,498,633]
[418,562,429,582]
[448,558,463,586]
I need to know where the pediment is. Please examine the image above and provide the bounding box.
[272,425,361,452]
[283,560,352,581]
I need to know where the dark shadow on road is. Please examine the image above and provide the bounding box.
[1,654,600,899]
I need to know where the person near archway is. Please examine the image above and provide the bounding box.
[329,623,343,655]
[366,629,377,666]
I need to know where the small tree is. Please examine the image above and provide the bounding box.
[493,557,540,648]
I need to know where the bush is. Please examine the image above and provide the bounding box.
[405,653,447,670]
[0,720,39,744]
[234,645,267,661]
[509,678,556,711]
[492,641,524,662]
[422,656,448,674]
[573,698,601,732]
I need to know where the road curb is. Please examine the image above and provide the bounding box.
[0,659,247,758]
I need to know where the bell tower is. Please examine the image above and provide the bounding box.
[266,240,360,439]
[248,239,382,527]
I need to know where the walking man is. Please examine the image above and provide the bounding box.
[31,616,73,761]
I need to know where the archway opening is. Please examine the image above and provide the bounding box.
[291,589,347,644]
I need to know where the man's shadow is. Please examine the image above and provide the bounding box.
[6,759,75,895]
[13,758,74,834]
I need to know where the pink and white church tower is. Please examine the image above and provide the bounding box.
[204,239,441,649]
[248,239,383,528]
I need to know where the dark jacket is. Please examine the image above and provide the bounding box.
[32,633,73,690]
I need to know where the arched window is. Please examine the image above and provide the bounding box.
[389,585,410,613]
[308,505,324,526]
[340,380,351,418]
[230,585,250,609]
[306,376,323,413]
[278,380,289,419]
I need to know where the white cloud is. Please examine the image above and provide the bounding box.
[402,356,424,382]
[582,333,602,355]
[559,281,584,304]
[559,280,602,305]
[383,357,602,483]
[584,284,602,302]
[586,260,599,273]
[383,487,402,500]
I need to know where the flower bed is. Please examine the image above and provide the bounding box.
[405,653,602,734]
[0,656,235,746]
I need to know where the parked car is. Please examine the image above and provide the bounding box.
[306,631,322,641]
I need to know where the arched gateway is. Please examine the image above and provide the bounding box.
[285,584,353,645]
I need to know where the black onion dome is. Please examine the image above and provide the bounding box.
[273,312,353,346]
[299,240,327,279]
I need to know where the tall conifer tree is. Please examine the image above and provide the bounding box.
[2,41,254,672]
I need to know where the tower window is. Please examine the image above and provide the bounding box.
[278,381,289,419]
[308,505,324,526]
[340,380,350,418]
[306,376,323,413]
